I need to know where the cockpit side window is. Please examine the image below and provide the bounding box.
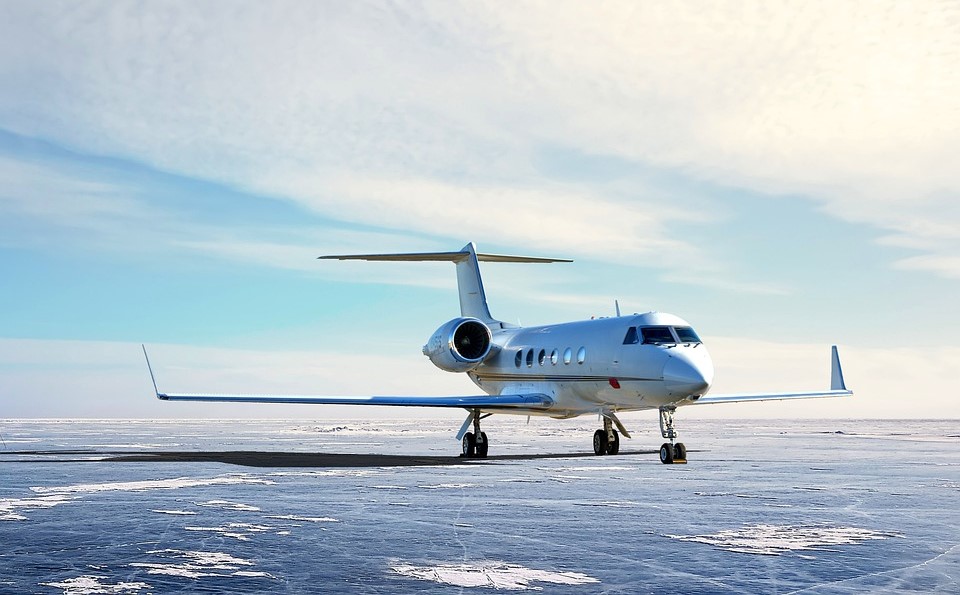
[641,326,675,345]
[623,327,639,344]
[674,326,701,343]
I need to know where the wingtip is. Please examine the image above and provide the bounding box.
[830,345,848,391]
[142,344,161,398]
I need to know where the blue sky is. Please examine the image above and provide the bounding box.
[1,2,959,420]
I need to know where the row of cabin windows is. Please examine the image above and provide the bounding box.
[514,346,586,368]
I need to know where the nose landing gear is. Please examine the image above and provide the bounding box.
[658,406,687,464]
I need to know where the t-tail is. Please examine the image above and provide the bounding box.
[319,242,571,324]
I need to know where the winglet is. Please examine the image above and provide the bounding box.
[141,345,167,400]
[830,345,847,391]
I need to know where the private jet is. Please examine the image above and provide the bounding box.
[144,242,851,464]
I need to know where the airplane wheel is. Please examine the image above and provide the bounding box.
[659,443,674,464]
[593,430,607,455]
[606,430,620,455]
[477,432,489,458]
[674,442,687,460]
[462,432,476,458]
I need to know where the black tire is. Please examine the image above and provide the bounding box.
[593,429,607,455]
[477,432,489,458]
[659,442,674,464]
[606,430,620,455]
[674,442,687,460]
[462,432,476,458]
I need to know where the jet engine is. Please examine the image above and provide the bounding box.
[422,317,493,373]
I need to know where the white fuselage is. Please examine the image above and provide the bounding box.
[468,312,714,417]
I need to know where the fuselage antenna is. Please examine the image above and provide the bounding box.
[615,300,621,317]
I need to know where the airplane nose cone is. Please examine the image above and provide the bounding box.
[663,356,712,395]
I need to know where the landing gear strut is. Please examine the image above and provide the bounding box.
[461,409,489,458]
[592,415,621,455]
[658,406,687,464]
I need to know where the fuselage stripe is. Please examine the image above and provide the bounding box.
[474,374,661,383]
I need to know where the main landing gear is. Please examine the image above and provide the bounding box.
[460,409,489,458]
[658,406,687,464]
[592,416,620,455]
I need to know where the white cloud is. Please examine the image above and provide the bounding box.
[0,156,167,247]
[892,254,960,279]
[256,174,705,268]
[0,155,464,288]
[2,2,959,281]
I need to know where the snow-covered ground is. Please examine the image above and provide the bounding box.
[1,418,957,593]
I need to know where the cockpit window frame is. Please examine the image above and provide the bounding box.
[623,327,639,345]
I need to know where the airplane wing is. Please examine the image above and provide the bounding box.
[688,345,853,406]
[142,346,552,411]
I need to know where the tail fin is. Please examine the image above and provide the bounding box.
[319,242,571,323]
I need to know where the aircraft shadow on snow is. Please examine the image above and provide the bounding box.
[4,449,660,468]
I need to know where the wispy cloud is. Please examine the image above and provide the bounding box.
[2,2,959,284]
[257,173,705,266]
[892,255,960,279]
[0,152,462,289]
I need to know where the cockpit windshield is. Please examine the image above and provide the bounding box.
[674,326,701,343]
[624,325,703,345]
[640,326,675,345]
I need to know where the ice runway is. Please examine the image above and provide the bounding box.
[1,418,957,593]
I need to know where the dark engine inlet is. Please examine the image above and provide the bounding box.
[453,320,490,360]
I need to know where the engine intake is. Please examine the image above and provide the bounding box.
[422,317,493,373]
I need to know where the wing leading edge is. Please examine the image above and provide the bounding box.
[689,345,853,406]
[142,346,552,411]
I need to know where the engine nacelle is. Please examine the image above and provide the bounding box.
[422,317,493,373]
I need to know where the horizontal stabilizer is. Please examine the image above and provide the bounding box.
[318,242,571,322]
[319,251,571,264]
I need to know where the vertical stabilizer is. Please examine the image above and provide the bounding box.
[455,243,493,322]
